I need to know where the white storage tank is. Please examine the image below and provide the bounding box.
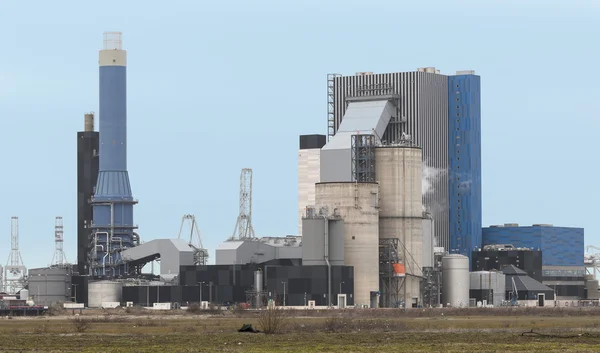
[315,182,380,307]
[376,146,423,303]
[442,254,469,307]
[88,281,123,308]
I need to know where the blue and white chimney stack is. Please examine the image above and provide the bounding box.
[90,32,139,276]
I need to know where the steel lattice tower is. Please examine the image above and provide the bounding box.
[4,217,26,294]
[178,214,209,265]
[231,168,255,239]
[51,216,68,267]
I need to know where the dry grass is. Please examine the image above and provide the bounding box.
[3,308,600,352]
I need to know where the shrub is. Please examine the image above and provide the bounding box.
[71,317,90,333]
[187,303,202,314]
[257,307,288,334]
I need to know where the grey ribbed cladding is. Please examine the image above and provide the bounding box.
[332,72,450,251]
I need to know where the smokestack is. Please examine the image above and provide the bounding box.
[90,31,138,276]
[84,113,94,132]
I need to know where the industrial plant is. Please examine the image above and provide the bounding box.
[1,32,597,314]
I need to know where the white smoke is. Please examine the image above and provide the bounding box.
[422,164,446,196]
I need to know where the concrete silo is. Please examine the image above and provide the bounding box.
[376,146,423,306]
[315,182,379,307]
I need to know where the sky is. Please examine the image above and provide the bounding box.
[0,0,598,270]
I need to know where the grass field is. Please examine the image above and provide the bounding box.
[1,307,600,352]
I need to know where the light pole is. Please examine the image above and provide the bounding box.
[72,284,78,302]
[281,281,287,306]
[198,282,205,305]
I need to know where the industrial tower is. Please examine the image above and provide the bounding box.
[90,32,139,276]
[51,217,68,267]
[231,168,255,239]
[178,214,209,265]
[77,112,99,275]
[4,217,26,294]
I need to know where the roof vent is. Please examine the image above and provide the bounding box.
[504,223,519,227]
[356,72,373,76]
[456,70,476,75]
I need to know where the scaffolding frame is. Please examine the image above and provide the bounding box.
[244,290,268,309]
[351,134,376,183]
[327,73,341,140]
[379,238,404,308]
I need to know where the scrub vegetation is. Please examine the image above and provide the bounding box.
[1,307,600,352]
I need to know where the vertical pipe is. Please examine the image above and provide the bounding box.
[324,217,331,307]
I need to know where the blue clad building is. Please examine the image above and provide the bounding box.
[448,72,482,261]
[482,224,585,298]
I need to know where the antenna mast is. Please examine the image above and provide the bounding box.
[177,214,209,265]
[231,168,255,240]
[4,217,27,294]
[51,216,68,267]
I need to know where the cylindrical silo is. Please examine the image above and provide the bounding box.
[442,254,469,307]
[88,280,123,308]
[315,182,379,307]
[254,270,263,308]
[376,146,423,305]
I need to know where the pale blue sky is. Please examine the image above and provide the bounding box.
[0,0,598,269]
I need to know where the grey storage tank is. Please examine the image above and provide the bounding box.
[88,280,123,308]
[301,213,344,266]
[442,254,469,307]
[315,182,379,307]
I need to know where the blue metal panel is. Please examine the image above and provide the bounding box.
[448,75,482,263]
[482,226,584,267]
[98,66,127,172]
[91,61,136,275]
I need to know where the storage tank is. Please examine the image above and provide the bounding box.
[88,281,123,308]
[442,254,469,307]
[301,217,344,266]
[19,289,29,301]
[315,182,379,307]
[376,146,423,304]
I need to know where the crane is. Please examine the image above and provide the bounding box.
[584,245,600,280]
[231,168,255,240]
[177,214,208,265]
